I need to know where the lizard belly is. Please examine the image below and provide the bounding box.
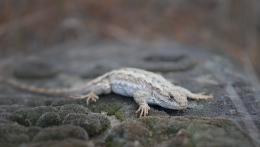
[111,81,141,97]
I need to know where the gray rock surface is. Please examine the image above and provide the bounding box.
[0,39,259,147]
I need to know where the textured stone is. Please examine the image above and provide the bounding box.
[13,106,58,126]
[33,125,89,141]
[26,139,94,147]
[58,104,90,119]
[36,112,61,127]
[0,123,29,144]
[0,36,258,146]
[63,113,110,137]
[106,117,254,147]
[12,58,60,79]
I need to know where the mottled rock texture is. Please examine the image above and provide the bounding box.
[0,39,258,147]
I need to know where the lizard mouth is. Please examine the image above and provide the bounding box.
[163,99,187,110]
[170,102,187,110]
[177,101,188,109]
[178,105,187,109]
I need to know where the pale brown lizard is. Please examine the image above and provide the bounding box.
[1,67,213,117]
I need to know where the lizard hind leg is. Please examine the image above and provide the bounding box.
[70,80,111,105]
[173,86,213,100]
[70,91,99,105]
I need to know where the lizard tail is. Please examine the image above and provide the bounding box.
[3,78,70,96]
[0,70,111,96]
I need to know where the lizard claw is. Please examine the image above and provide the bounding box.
[69,92,99,105]
[136,104,150,118]
[86,92,99,105]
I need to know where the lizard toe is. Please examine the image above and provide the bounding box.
[86,92,99,105]
[136,104,150,118]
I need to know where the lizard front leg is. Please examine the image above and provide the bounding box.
[71,80,111,104]
[173,86,213,100]
[187,92,213,100]
[133,91,151,117]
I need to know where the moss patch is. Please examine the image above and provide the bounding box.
[105,117,254,147]
[63,113,110,137]
[0,123,29,144]
[36,112,61,127]
[13,106,58,126]
[90,103,126,121]
[32,125,89,142]
[58,104,90,119]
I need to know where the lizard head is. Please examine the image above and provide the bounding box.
[153,89,188,110]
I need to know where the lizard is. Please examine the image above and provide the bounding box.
[1,67,213,117]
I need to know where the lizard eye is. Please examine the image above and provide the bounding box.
[168,96,177,103]
[169,95,177,102]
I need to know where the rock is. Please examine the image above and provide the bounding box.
[0,31,259,146]
[36,112,61,127]
[143,54,187,62]
[26,139,94,147]
[58,104,90,120]
[183,118,253,147]
[51,98,85,106]
[0,118,13,124]
[141,54,197,72]
[0,105,25,113]
[0,112,14,122]
[32,125,89,142]
[90,102,121,115]
[167,129,193,147]
[26,127,42,140]
[0,123,29,144]
[63,113,110,137]
[13,106,58,126]
[89,102,126,121]
[106,117,254,147]
[12,58,60,79]
[80,64,111,79]
[105,120,150,147]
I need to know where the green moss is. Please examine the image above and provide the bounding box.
[105,138,124,147]
[32,125,89,141]
[26,127,42,140]
[185,119,253,147]
[106,104,121,115]
[63,113,110,137]
[36,112,61,127]
[105,121,150,147]
[166,124,182,135]
[13,106,58,126]
[90,103,126,121]
[0,123,29,144]
[105,117,254,147]
[58,104,90,119]
[91,103,121,115]
[114,110,125,121]
[142,117,158,130]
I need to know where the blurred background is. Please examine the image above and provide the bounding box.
[0,0,259,77]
